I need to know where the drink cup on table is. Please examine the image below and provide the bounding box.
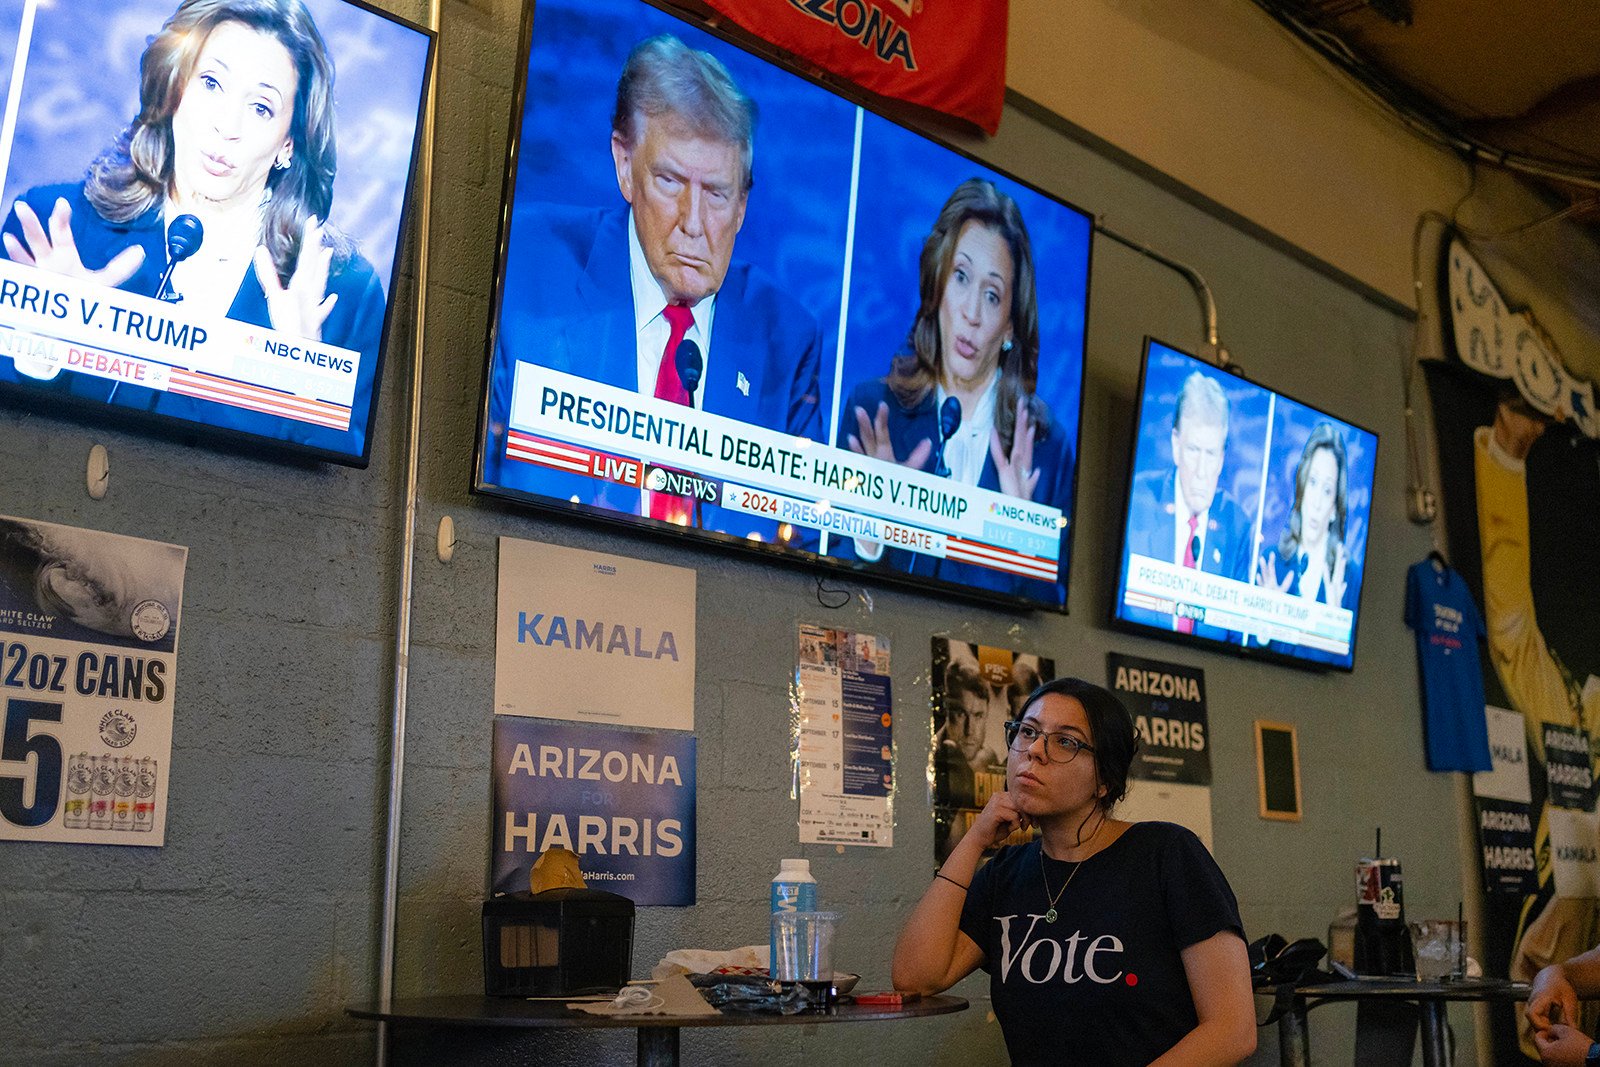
[1409,920,1464,981]
[770,911,840,986]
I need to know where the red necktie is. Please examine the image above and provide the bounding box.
[1178,514,1198,634]
[648,304,695,523]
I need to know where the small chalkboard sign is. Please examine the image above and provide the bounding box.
[1254,720,1302,822]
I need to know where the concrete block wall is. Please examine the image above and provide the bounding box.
[0,1,1484,1064]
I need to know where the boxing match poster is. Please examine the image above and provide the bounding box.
[0,516,186,847]
[930,636,1054,864]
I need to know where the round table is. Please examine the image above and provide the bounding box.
[349,992,968,1066]
[1277,978,1530,1067]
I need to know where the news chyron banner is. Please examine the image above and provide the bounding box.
[508,365,1063,590]
[493,717,696,905]
[494,537,696,731]
[0,516,186,847]
[0,259,362,432]
[1121,552,1357,659]
[697,0,1008,133]
[1108,653,1213,850]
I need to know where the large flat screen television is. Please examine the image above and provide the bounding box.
[1112,339,1379,670]
[0,0,433,466]
[475,0,1091,611]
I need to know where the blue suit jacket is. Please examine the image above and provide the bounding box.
[1255,541,1362,665]
[0,182,386,458]
[829,378,1074,606]
[1120,465,1251,642]
[483,204,824,543]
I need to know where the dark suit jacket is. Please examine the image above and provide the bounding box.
[1120,465,1251,642]
[829,378,1074,607]
[0,182,386,458]
[1255,541,1362,664]
[483,204,824,543]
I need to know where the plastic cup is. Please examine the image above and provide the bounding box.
[1409,919,1464,981]
[770,911,839,983]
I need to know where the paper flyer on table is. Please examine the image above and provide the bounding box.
[795,624,893,846]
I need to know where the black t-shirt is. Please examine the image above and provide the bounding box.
[958,822,1245,1067]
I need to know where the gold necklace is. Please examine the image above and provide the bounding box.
[1039,850,1083,924]
[1039,817,1105,924]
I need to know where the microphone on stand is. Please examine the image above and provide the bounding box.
[111,213,201,404]
[154,214,203,303]
[673,339,705,527]
[675,339,703,405]
[933,396,962,478]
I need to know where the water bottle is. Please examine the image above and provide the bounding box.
[770,858,817,972]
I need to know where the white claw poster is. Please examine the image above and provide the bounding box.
[0,516,186,846]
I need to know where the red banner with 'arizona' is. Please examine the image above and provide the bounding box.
[696,0,1008,134]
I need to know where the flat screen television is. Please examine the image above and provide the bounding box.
[1111,340,1379,670]
[0,0,434,466]
[475,0,1091,611]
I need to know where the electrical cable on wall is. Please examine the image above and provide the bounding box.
[1250,0,1600,191]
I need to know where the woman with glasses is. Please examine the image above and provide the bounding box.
[892,677,1255,1066]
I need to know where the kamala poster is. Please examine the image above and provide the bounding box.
[494,537,696,731]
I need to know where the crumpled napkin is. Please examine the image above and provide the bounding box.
[651,944,767,980]
[567,973,719,1017]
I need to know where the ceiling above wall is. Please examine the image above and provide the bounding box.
[1255,1,1600,211]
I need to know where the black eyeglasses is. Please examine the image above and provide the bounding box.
[1004,720,1095,764]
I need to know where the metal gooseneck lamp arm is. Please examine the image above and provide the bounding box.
[1092,218,1232,371]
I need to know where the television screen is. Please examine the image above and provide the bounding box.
[475,0,1091,611]
[0,0,433,466]
[1112,340,1378,670]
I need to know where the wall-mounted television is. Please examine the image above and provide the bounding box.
[0,0,433,466]
[1112,340,1378,670]
[475,0,1091,611]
